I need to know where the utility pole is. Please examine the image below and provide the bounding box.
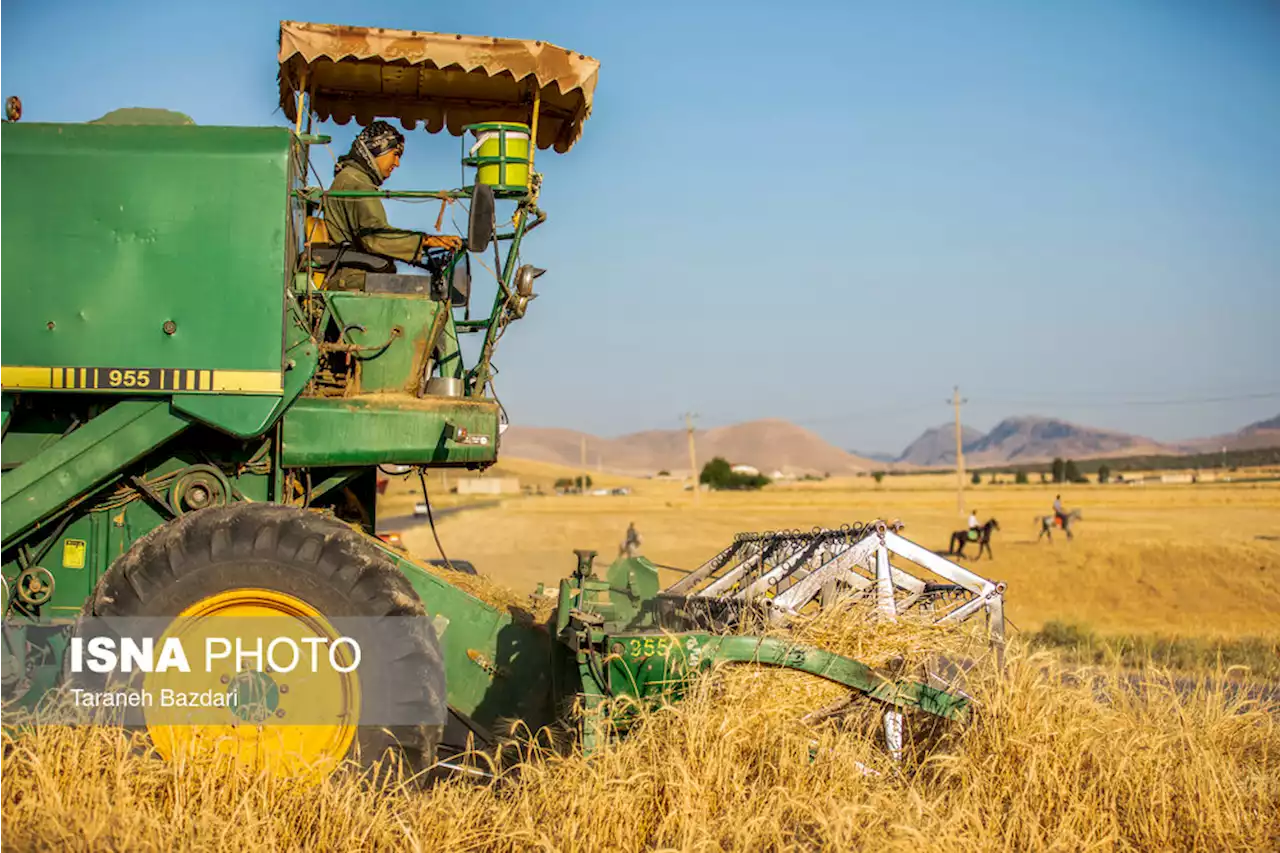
[950,386,968,517]
[682,412,700,504]
[580,435,587,470]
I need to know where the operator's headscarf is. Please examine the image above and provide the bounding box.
[335,120,405,186]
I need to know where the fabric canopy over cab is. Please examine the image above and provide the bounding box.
[278,20,598,153]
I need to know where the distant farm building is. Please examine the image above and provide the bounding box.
[455,477,521,495]
[730,464,761,477]
[1117,472,1215,485]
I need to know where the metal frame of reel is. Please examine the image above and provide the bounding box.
[665,521,1005,648]
[664,520,1008,762]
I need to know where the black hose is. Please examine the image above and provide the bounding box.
[417,468,455,572]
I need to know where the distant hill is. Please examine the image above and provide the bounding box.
[1184,412,1280,453]
[854,449,899,464]
[897,416,1172,467]
[897,424,984,466]
[963,416,1171,465]
[504,411,1280,477]
[502,419,877,477]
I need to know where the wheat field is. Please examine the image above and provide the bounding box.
[4,463,1279,851]
[396,462,1280,638]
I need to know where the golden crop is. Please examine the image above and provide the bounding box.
[4,466,1278,851]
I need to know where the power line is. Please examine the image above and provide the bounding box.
[792,404,941,425]
[976,390,1280,409]
[782,389,1280,426]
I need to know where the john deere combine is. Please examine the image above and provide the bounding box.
[1,21,980,779]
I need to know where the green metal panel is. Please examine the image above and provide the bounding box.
[326,293,462,394]
[280,396,499,467]
[0,400,189,547]
[168,395,282,440]
[0,123,291,383]
[171,307,319,438]
[378,546,559,733]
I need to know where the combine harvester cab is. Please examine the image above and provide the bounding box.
[1,21,980,781]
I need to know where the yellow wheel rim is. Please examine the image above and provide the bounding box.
[144,588,359,780]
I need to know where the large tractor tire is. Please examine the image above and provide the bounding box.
[79,503,445,780]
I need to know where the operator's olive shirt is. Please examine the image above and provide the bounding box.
[322,160,425,290]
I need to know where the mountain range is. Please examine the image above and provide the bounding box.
[1183,413,1280,453]
[874,412,1280,467]
[502,413,1280,475]
[500,419,879,477]
[891,417,1169,467]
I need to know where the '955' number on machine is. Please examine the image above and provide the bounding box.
[106,369,155,388]
[626,637,673,658]
[38,367,214,392]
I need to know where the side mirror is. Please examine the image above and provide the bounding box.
[514,264,546,297]
[510,264,545,319]
[467,183,495,253]
[450,254,471,308]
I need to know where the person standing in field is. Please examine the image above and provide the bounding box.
[620,522,643,558]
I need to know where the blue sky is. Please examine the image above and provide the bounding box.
[4,0,1278,453]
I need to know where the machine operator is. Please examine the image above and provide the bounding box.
[322,121,430,291]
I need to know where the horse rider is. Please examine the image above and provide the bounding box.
[322,121,431,291]
[620,522,643,558]
[1053,495,1068,528]
[967,511,980,541]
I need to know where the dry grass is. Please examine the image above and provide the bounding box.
[4,621,1278,851]
[5,466,1279,850]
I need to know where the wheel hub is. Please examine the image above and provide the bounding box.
[144,588,360,780]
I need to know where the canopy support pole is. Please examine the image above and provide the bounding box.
[528,86,541,185]
[294,70,309,135]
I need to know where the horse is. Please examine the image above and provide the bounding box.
[949,518,1000,560]
[1036,508,1082,542]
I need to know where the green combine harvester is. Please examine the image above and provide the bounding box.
[1,21,972,779]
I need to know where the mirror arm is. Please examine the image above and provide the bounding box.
[468,207,531,395]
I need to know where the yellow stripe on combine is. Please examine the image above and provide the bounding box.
[210,370,282,393]
[2,367,56,389]
[0,366,282,395]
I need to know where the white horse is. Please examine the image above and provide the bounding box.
[1036,508,1082,542]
